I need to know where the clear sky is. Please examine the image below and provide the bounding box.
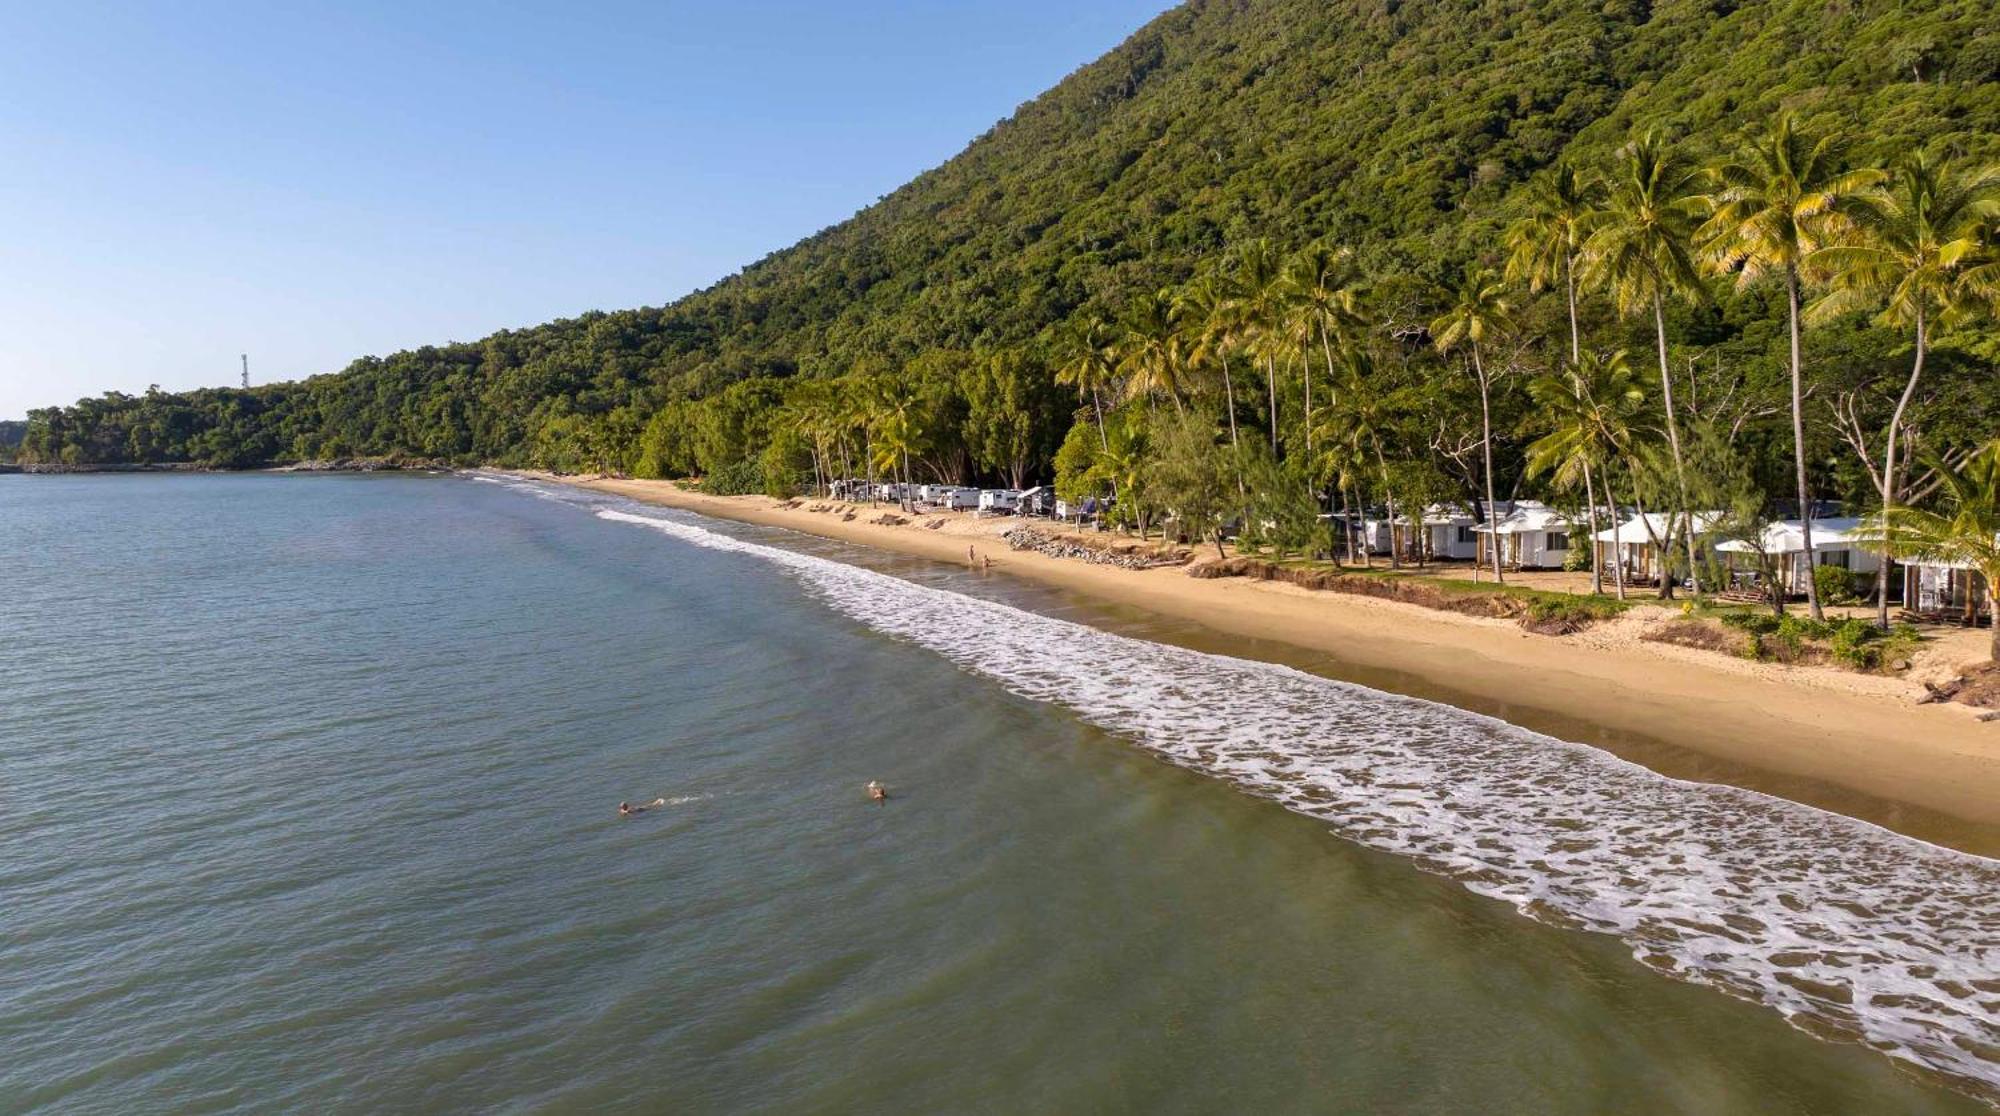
[0,1,1170,418]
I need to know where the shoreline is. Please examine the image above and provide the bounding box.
[533,473,2000,854]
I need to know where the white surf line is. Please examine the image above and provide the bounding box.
[532,484,1995,1099]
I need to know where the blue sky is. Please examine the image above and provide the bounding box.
[0,1,1170,417]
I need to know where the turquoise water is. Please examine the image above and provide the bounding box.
[1,473,1992,1113]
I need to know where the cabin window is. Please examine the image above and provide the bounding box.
[1455,526,1476,544]
[1819,549,1850,568]
[1545,531,1570,551]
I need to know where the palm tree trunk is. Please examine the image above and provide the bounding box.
[1583,457,1602,596]
[1474,345,1503,585]
[1090,386,1108,452]
[1318,320,1340,455]
[1220,355,1240,450]
[1606,483,1627,601]
[1565,256,1581,367]
[1375,442,1400,569]
[1343,483,1359,567]
[1786,270,1823,621]
[1652,294,1703,595]
[1877,307,1926,628]
[1266,355,1279,456]
[1302,337,1315,458]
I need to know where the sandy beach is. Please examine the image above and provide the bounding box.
[539,474,2000,850]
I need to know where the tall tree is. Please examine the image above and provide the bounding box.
[1232,239,1286,455]
[1507,164,1605,367]
[1315,348,1404,567]
[1507,164,1609,592]
[1524,350,1646,599]
[1283,242,1365,460]
[867,376,927,511]
[1117,289,1188,413]
[1585,131,1708,594]
[1430,267,1516,583]
[1697,113,1885,619]
[1808,151,2000,626]
[1174,271,1247,454]
[1054,314,1122,452]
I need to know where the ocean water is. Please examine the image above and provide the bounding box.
[1,472,1995,1114]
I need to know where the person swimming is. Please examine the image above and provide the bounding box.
[618,797,668,817]
[866,780,888,803]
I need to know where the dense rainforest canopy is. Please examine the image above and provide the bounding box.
[19,0,2000,533]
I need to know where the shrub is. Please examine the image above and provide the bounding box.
[695,458,764,495]
[1718,610,1919,672]
[1814,563,1860,605]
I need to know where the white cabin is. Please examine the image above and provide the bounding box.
[1591,511,1725,584]
[1714,517,1881,596]
[1413,503,1479,560]
[1903,557,1990,622]
[1474,501,1578,569]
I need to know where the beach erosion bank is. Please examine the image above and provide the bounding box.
[532,473,2000,853]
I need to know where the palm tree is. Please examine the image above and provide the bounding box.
[1508,164,1612,591]
[1808,151,2000,626]
[1117,289,1188,413]
[1854,439,2000,660]
[777,383,837,497]
[866,377,926,511]
[1584,130,1708,594]
[1055,313,1121,452]
[1430,267,1515,583]
[1697,113,1885,619]
[1174,271,1247,453]
[1232,239,1287,455]
[1524,349,1647,599]
[1314,347,1403,567]
[1283,242,1365,459]
[1507,163,1605,367]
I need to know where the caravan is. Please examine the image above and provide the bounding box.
[977,489,1023,515]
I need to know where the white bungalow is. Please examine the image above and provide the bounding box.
[1415,503,1480,561]
[1903,557,1989,623]
[1714,517,1881,596]
[1591,511,1725,584]
[977,489,1022,515]
[1474,500,1578,569]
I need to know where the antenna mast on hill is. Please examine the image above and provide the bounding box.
[241,354,250,389]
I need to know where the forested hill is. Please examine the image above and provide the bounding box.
[20,0,2000,471]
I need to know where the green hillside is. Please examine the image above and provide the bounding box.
[20,0,2000,502]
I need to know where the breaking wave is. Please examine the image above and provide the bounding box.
[586,501,1999,1101]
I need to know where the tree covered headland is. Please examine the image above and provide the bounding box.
[20,1,2000,584]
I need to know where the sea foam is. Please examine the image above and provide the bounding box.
[583,497,1999,1100]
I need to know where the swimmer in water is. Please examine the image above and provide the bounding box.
[618,797,668,817]
[866,780,888,803]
